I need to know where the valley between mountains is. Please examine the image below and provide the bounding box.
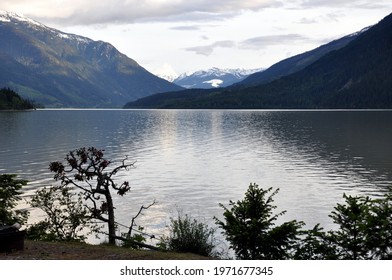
[1,11,392,109]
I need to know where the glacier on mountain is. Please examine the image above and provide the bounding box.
[172,67,264,89]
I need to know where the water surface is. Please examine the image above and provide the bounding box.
[1,109,391,241]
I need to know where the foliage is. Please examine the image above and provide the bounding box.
[4,161,391,260]
[120,201,157,249]
[0,174,29,225]
[27,185,102,242]
[366,194,392,259]
[328,194,373,259]
[215,183,304,260]
[294,224,339,260]
[327,193,392,260]
[0,88,36,110]
[121,226,147,249]
[218,186,392,260]
[48,147,135,244]
[159,213,218,258]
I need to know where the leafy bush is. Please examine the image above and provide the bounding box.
[159,213,218,257]
[215,183,303,260]
[218,183,392,260]
[120,226,147,249]
[0,174,29,225]
[328,193,392,259]
[27,185,102,242]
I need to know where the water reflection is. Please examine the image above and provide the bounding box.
[1,109,392,237]
[252,111,392,192]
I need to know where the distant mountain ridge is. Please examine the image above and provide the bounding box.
[0,11,182,107]
[124,12,392,109]
[237,28,367,87]
[173,67,264,89]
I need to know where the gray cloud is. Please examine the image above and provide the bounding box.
[170,24,220,31]
[2,0,391,27]
[185,33,311,56]
[297,17,318,24]
[239,34,309,50]
[171,26,201,31]
[300,0,391,9]
[0,0,280,26]
[185,40,235,56]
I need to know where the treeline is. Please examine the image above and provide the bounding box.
[0,88,36,110]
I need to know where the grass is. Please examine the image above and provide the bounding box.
[0,240,215,260]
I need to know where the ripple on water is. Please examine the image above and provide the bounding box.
[1,109,392,236]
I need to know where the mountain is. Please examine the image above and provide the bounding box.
[0,11,182,108]
[124,13,392,109]
[237,28,366,87]
[173,67,264,89]
[157,73,178,83]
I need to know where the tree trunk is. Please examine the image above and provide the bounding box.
[106,192,116,245]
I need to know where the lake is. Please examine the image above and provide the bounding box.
[1,109,392,244]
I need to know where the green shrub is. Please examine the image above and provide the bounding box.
[215,183,304,260]
[0,174,29,225]
[159,213,218,257]
[27,185,102,242]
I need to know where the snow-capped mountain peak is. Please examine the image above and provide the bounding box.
[157,73,178,83]
[0,10,92,45]
[173,67,264,89]
[0,11,44,27]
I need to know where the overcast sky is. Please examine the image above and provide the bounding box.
[1,1,392,77]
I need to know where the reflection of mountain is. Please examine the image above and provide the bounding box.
[2,110,392,235]
[245,111,392,191]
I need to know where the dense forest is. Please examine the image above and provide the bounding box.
[0,88,36,110]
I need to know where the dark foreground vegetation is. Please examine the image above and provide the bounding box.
[0,88,36,110]
[1,147,391,259]
[0,240,212,260]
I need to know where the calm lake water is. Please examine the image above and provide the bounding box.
[1,109,392,243]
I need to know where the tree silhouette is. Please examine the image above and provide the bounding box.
[49,147,134,245]
[215,183,303,259]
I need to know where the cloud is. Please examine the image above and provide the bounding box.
[152,63,178,78]
[239,34,309,50]
[300,0,391,9]
[170,23,220,31]
[297,17,318,24]
[186,34,311,56]
[0,0,280,26]
[186,40,235,56]
[171,26,201,31]
[2,0,390,27]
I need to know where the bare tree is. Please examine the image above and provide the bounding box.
[49,147,134,245]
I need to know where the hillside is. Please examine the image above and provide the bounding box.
[0,11,182,108]
[125,13,392,109]
[237,30,363,87]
